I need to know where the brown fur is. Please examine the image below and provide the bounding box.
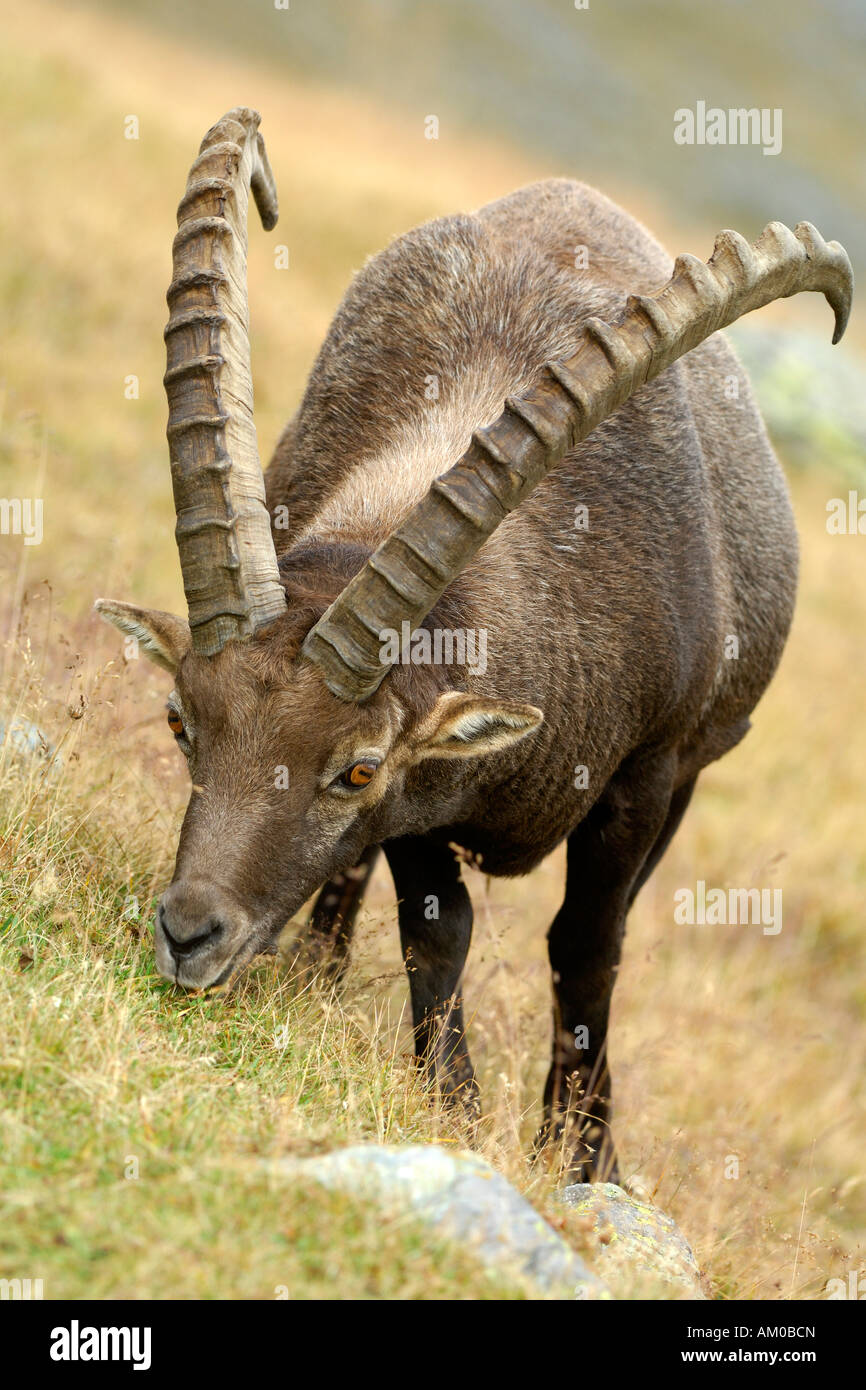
[264,179,795,873]
[102,178,798,1176]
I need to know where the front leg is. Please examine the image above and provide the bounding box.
[384,835,479,1121]
[536,754,684,1181]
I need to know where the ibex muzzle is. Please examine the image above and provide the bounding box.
[98,110,852,1177]
[157,881,249,985]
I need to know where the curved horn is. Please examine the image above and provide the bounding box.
[303,219,853,701]
[165,107,286,656]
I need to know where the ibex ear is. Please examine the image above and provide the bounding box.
[412,691,543,762]
[94,599,191,674]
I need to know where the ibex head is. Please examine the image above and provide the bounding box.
[96,110,542,987]
[97,108,852,991]
[97,576,540,991]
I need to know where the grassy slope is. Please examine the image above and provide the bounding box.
[1,0,864,1300]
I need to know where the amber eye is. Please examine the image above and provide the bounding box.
[341,760,379,788]
[167,712,185,738]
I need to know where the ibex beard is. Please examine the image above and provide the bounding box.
[96,108,851,1179]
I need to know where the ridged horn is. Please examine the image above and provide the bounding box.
[165,107,286,656]
[303,219,853,701]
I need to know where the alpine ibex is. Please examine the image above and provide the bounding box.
[97,109,852,1179]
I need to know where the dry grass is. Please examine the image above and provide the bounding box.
[1,0,864,1301]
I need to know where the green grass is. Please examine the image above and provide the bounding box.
[0,671,543,1300]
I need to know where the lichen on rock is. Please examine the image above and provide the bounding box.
[561,1180,706,1299]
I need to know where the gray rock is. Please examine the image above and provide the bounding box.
[560,1181,706,1299]
[0,717,61,768]
[264,1144,706,1299]
[264,1144,610,1299]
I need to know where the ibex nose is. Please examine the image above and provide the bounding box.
[156,880,250,986]
[159,903,223,958]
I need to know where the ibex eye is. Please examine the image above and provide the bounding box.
[341,760,379,788]
[167,712,185,738]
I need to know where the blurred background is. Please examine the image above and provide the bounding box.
[0,0,864,1300]
[2,0,865,608]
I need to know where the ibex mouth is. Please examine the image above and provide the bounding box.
[161,940,255,994]
[194,951,248,994]
[155,881,264,991]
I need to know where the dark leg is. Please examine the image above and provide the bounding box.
[285,845,380,983]
[628,776,696,909]
[384,835,479,1120]
[536,757,693,1182]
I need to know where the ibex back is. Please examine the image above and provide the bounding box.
[98,109,852,1179]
